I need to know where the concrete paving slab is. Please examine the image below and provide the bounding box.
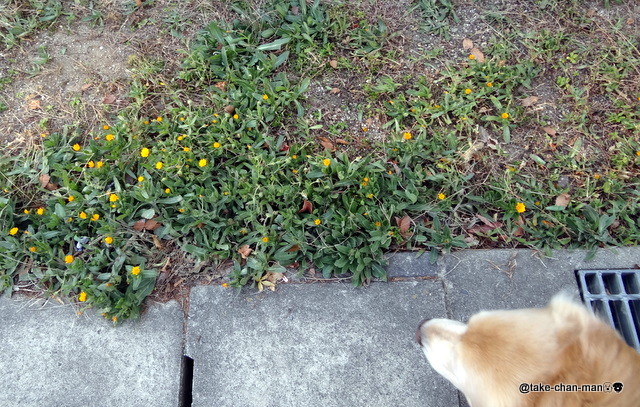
[0,296,184,407]
[385,252,441,278]
[441,247,640,321]
[186,281,457,407]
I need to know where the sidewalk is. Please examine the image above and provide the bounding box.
[1,247,638,407]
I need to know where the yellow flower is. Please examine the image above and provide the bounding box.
[636,151,640,156]
[594,174,601,180]
[78,291,87,302]
[261,236,270,243]
[104,236,114,245]
[9,227,18,235]
[68,196,75,202]
[105,134,115,141]
[156,116,163,122]
[486,82,493,87]
[177,135,185,141]
[103,125,110,130]
[179,117,185,121]
[501,112,510,119]
[178,208,185,213]
[23,209,30,214]
[88,161,95,168]
[291,154,298,159]
[515,202,526,213]
[361,181,368,186]
[165,188,171,194]
[72,143,81,151]
[91,214,100,221]
[29,246,37,252]
[363,177,369,182]
[223,191,230,196]
[79,211,88,219]
[155,161,163,170]
[464,88,472,94]
[140,148,150,157]
[65,255,74,264]
[438,193,446,200]
[403,132,412,140]
[233,113,239,119]
[109,193,119,202]
[36,207,45,215]
[375,221,382,227]
[292,169,298,174]
[213,142,221,148]
[183,147,190,152]
[96,161,104,168]
[468,54,475,60]
[367,193,374,198]
[131,266,141,275]
[143,120,149,125]
[137,176,145,182]
[314,219,322,225]
[198,159,208,167]
[112,316,118,323]
[262,94,269,100]
[322,158,331,166]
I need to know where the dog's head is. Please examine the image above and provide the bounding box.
[415,295,599,406]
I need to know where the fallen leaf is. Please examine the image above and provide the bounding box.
[152,235,164,249]
[238,244,253,259]
[320,139,334,150]
[133,219,146,231]
[287,244,300,252]
[470,48,485,63]
[214,81,227,91]
[38,173,59,190]
[555,193,571,208]
[224,105,235,114]
[335,138,349,145]
[520,95,539,107]
[103,94,116,104]
[329,60,338,69]
[80,83,92,91]
[542,126,557,136]
[462,38,474,50]
[144,219,161,230]
[626,18,634,25]
[298,200,313,213]
[586,9,596,17]
[477,214,501,228]
[329,87,340,94]
[135,0,143,6]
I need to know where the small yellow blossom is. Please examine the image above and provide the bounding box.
[36,207,45,215]
[9,227,18,235]
[261,236,270,243]
[183,147,191,152]
[178,208,185,213]
[363,177,369,182]
[486,82,493,87]
[198,159,208,167]
[29,246,37,252]
[367,193,374,198]
[78,292,87,302]
[23,209,30,214]
[262,94,269,100]
[375,221,382,227]
[79,211,88,219]
[501,112,510,119]
[156,116,163,122]
[314,219,322,225]
[103,125,110,130]
[105,134,115,141]
[323,158,331,166]
[468,54,476,60]
[233,114,239,119]
[636,151,640,156]
[88,161,95,168]
[213,142,221,148]
[291,154,298,159]
[104,236,114,245]
[177,135,185,141]
[438,193,446,200]
[138,176,145,182]
[91,214,100,221]
[222,283,230,288]
[464,88,472,95]
[131,266,141,276]
[112,316,118,323]
[292,169,299,174]
[155,161,164,169]
[65,255,74,264]
[140,148,150,157]
[72,143,81,151]
[68,196,75,202]
[515,202,526,213]
[223,191,230,196]
[96,161,104,168]
[403,132,412,140]
[594,174,601,180]
[165,188,171,194]
[109,193,119,202]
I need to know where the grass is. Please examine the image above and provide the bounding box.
[1,0,639,322]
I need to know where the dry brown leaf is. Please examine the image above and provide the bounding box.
[238,244,253,259]
[224,105,235,114]
[320,140,334,150]
[555,193,571,208]
[329,87,340,94]
[135,0,143,6]
[214,81,227,91]
[335,138,349,145]
[80,83,92,91]
[395,215,412,238]
[542,126,557,136]
[470,48,485,63]
[298,200,313,214]
[287,244,300,252]
[103,94,116,104]
[520,95,539,107]
[462,38,474,50]
[39,174,51,189]
[329,60,338,69]
[133,219,146,231]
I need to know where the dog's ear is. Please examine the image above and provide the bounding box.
[548,293,592,340]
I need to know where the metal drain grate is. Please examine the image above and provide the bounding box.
[576,269,640,352]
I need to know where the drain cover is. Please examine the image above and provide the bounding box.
[576,269,640,352]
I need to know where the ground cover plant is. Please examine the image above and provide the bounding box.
[1,0,639,322]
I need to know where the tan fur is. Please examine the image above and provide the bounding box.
[417,295,640,407]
